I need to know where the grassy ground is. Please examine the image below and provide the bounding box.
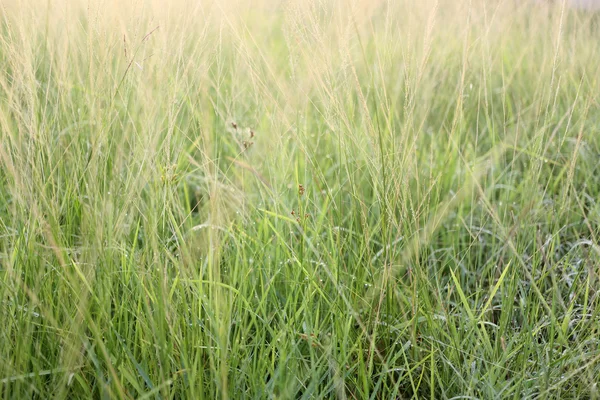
[1,0,599,398]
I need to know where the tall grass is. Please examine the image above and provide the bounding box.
[1,0,599,398]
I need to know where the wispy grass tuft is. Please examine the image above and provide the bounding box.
[1,0,599,398]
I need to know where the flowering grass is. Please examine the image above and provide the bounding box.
[0,0,599,398]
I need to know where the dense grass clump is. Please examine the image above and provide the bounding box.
[1,0,599,398]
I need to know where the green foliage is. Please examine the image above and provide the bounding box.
[1,1,599,398]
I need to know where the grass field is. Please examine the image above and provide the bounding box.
[1,0,599,398]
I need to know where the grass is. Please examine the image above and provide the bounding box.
[1,0,599,398]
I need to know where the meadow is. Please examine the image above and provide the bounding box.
[1,0,599,398]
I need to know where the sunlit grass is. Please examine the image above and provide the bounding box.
[0,0,599,398]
